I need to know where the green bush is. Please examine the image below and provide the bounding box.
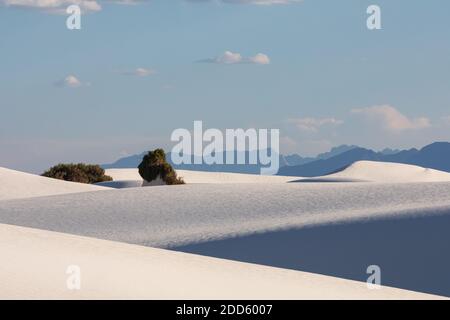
[138,149,185,185]
[42,163,113,184]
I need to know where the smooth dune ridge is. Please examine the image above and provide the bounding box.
[105,161,450,186]
[0,223,442,300]
[105,168,298,184]
[319,161,450,183]
[1,164,450,298]
[1,182,450,248]
[0,167,110,201]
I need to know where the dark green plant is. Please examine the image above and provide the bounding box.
[138,149,185,185]
[42,163,112,184]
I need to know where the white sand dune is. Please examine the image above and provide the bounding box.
[299,161,450,183]
[105,168,298,185]
[2,180,450,296]
[1,182,450,249]
[105,161,450,187]
[0,223,441,300]
[2,164,450,297]
[0,167,110,201]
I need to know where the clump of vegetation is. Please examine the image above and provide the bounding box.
[42,163,112,184]
[138,149,185,185]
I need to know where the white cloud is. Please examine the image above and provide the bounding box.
[113,0,141,4]
[200,51,270,65]
[283,106,446,156]
[2,0,101,13]
[54,75,83,88]
[248,53,270,65]
[288,117,343,132]
[189,0,301,5]
[351,105,431,132]
[2,0,300,14]
[120,68,156,77]
[216,51,243,64]
[223,0,300,4]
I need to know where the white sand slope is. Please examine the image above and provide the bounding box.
[2,180,450,296]
[2,164,450,297]
[0,223,441,300]
[306,161,450,183]
[0,167,110,201]
[105,161,450,187]
[105,168,298,184]
[1,182,450,248]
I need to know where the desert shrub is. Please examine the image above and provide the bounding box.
[42,163,113,184]
[138,149,185,185]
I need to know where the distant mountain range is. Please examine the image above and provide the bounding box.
[104,151,278,174]
[102,142,450,177]
[103,145,360,172]
[278,142,450,176]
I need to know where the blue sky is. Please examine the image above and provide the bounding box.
[1,0,450,172]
